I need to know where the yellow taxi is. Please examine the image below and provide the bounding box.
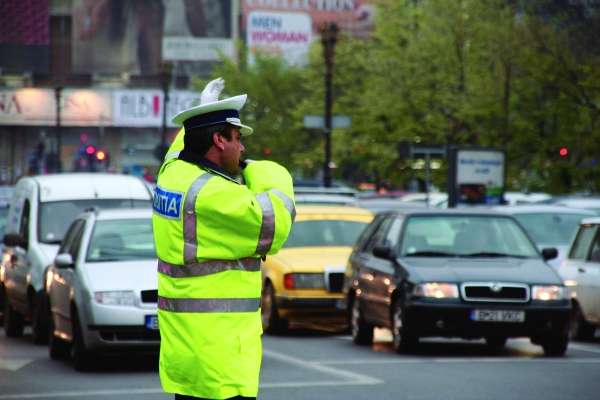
[261,205,373,333]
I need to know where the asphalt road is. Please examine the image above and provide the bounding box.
[1,325,600,400]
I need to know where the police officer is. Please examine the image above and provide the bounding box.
[152,79,295,400]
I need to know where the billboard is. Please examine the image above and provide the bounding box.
[72,0,234,75]
[242,0,375,38]
[247,11,312,65]
[0,0,50,74]
[0,88,200,127]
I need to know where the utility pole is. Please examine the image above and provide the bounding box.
[54,86,63,172]
[159,62,173,160]
[320,22,338,188]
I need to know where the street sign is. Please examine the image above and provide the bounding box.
[303,115,352,129]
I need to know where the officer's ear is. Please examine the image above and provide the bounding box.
[212,132,226,151]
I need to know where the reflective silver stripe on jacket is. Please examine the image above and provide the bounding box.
[158,296,260,313]
[164,151,180,162]
[255,192,275,255]
[158,257,261,278]
[270,189,296,222]
[183,173,214,264]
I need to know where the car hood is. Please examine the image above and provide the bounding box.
[398,257,562,285]
[269,247,352,272]
[82,259,157,292]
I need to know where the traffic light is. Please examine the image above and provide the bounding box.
[559,147,569,157]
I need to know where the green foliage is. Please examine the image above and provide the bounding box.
[201,0,600,193]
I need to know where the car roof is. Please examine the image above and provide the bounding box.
[89,207,152,221]
[383,208,515,217]
[490,204,597,215]
[25,173,151,202]
[295,205,373,216]
[295,194,358,206]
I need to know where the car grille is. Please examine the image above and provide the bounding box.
[141,290,158,303]
[326,272,344,293]
[461,282,529,303]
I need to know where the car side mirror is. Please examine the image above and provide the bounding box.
[55,253,74,269]
[373,244,393,259]
[3,233,27,249]
[541,247,558,261]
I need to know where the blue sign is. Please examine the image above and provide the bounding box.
[153,186,183,219]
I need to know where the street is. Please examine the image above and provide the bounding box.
[1,325,599,400]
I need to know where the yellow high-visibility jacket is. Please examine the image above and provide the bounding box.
[152,154,295,399]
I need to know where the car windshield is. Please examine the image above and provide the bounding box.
[86,218,155,262]
[400,215,539,258]
[39,199,150,244]
[283,219,368,248]
[513,213,589,246]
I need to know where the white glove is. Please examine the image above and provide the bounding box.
[200,77,225,104]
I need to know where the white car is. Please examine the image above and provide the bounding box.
[492,205,595,269]
[47,208,158,370]
[560,217,600,340]
[1,173,152,343]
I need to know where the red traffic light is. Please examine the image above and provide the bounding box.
[559,147,569,157]
[85,145,96,155]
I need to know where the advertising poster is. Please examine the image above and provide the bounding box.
[448,148,506,207]
[72,0,234,75]
[242,0,375,64]
[0,0,49,74]
[247,11,312,65]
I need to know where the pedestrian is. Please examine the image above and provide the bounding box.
[152,78,295,400]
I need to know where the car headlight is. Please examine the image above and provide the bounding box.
[414,282,459,299]
[531,285,565,301]
[94,291,136,306]
[283,273,324,289]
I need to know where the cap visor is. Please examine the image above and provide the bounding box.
[228,121,253,136]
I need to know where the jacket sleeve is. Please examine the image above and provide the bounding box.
[193,161,295,261]
[157,128,185,176]
[243,160,296,255]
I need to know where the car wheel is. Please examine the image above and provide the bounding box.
[261,282,288,334]
[3,293,24,337]
[542,335,569,357]
[71,310,93,371]
[350,297,373,345]
[570,304,596,341]
[48,313,70,360]
[485,336,507,351]
[391,300,417,353]
[31,290,49,345]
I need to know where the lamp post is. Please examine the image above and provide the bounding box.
[320,22,338,188]
[54,86,63,172]
[159,62,173,160]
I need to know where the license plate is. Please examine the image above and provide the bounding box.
[471,309,525,323]
[145,315,159,330]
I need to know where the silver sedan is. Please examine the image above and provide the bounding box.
[46,208,158,370]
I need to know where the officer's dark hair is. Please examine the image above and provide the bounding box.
[184,124,234,157]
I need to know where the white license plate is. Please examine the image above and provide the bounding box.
[471,309,525,323]
[145,315,159,330]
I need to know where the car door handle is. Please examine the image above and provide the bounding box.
[578,267,586,273]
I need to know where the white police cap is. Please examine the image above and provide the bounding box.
[171,78,254,136]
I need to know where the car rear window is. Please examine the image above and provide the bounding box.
[513,213,589,246]
[86,218,155,262]
[283,220,368,248]
[38,199,150,244]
